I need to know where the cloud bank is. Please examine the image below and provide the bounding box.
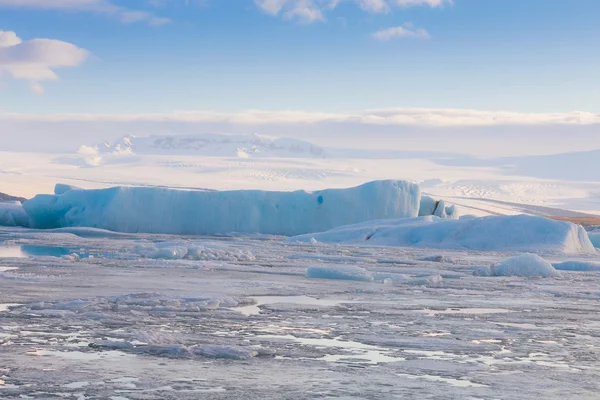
[3,108,598,127]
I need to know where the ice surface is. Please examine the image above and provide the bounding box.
[0,201,30,227]
[290,214,597,255]
[3,226,600,399]
[22,180,421,236]
[482,254,562,278]
[305,265,375,281]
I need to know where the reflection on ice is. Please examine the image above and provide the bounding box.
[0,303,20,312]
[233,295,347,316]
[416,308,513,317]
[258,334,405,364]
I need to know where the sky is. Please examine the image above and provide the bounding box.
[1,0,599,116]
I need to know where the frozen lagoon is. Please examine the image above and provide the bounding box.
[1,226,600,399]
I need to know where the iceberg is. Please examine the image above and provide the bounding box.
[290,214,597,255]
[54,183,82,195]
[21,180,421,236]
[0,201,30,227]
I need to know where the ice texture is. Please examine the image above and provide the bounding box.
[305,265,374,281]
[588,232,600,248]
[21,180,421,236]
[290,215,597,255]
[0,201,30,227]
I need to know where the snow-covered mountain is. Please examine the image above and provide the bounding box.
[95,134,327,158]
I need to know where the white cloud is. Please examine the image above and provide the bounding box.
[0,30,89,93]
[255,0,324,23]
[255,0,450,23]
[372,25,430,40]
[356,0,389,13]
[29,81,45,95]
[3,108,599,127]
[395,0,452,7]
[284,4,324,23]
[0,0,171,26]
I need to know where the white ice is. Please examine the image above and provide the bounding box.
[290,214,597,255]
[475,254,562,278]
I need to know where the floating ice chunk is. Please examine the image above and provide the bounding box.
[434,200,448,218]
[407,275,443,286]
[189,345,258,360]
[61,253,81,262]
[305,266,374,281]
[22,180,421,236]
[0,201,30,227]
[492,254,562,278]
[377,272,443,286]
[552,261,600,272]
[290,215,597,255]
[134,242,257,261]
[149,247,188,260]
[418,196,437,217]
[419,255,454,263]
[185,246,256,261]
[419,196,459,220]
[473,266,494,277]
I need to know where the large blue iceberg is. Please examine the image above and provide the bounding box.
[21,180,421,236]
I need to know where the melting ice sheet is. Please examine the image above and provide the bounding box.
[1,226,600,399]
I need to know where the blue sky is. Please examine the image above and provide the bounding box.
[1,0,599,114]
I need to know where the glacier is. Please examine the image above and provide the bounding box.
[21,180,421,236]
[290,214,597,255]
